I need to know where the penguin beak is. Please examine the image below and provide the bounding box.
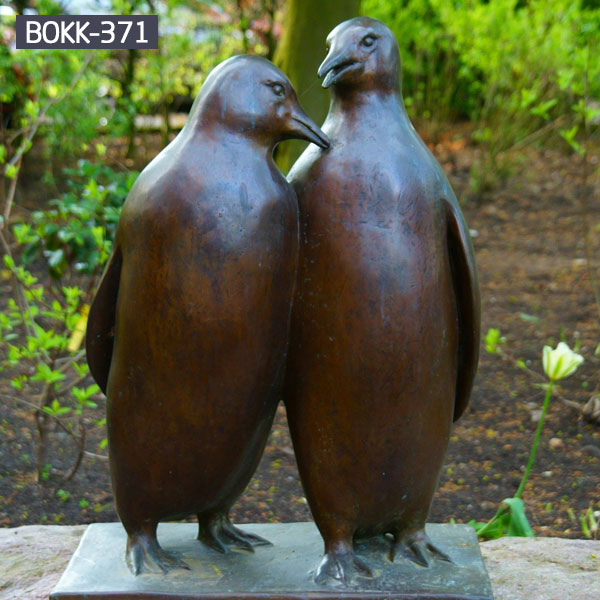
[286,107,330,149]
[318,51,360,89]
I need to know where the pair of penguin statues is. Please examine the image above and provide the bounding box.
[86,17,480,586]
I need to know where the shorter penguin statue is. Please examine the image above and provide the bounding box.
[284,18,480,585]
[86,55,329,575]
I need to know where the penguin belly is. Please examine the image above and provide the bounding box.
[285,151,458,541]
[107,175,298,531]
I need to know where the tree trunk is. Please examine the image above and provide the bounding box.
[274,0,360,173]
[122,49,138,161]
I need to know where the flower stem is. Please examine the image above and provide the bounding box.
[515,380,554,499]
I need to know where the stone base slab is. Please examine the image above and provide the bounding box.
[49,522,492,599]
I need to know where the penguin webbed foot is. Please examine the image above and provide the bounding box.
[389,529,453,567]
[197,513,271,554]
[314,547,374,586]
[126,532,190,575]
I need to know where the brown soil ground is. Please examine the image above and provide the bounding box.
[1,126,599,538]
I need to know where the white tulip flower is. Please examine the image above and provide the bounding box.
[542,342,584,381]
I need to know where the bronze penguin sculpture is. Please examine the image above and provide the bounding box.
[86,54,329,575]
[284,17,480,585]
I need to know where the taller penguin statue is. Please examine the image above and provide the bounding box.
[86,55,329,575]
[284,18,481,585]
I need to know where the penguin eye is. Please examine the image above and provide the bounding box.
[269,82,285,97]
[361,34,377,48]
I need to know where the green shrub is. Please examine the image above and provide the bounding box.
[15,160,137,279]
[363,0,600,189]
[1,161,135,482]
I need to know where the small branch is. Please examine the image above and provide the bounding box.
[55,374,89,398]
[2,393,76,441]
[503,115,566,154]
[64,420,86,481]
[7,126,27,144]
[1,393,105,471]
[37,354,58,411]
[1,156,21,229]
[2,394,40,411]
[55,350,86,371]
[84,451,108,461]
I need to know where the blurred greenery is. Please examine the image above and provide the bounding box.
[17,160,137,279]
[365,0,600,189]
[1,0,598,182]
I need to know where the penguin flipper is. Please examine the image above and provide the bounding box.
[85,246,122,395]
[444,195,481,422]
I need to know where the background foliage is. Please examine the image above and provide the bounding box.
[365,0,600,188]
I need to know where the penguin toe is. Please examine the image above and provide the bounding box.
[197,514,265,554]
[221,529,254,553]
[197,531,231,554]
[424,536,454,563]
[314,549,374,586]
[126,534,190,575]
[352,553,375,578]
[390,530,453,567]
[197,515,230,553]
[221,519,272,549]
[407,538,431,567]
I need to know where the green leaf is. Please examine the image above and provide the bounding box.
[519,312,540,323]
[471,517,506,540]
[47,249,65,269]
[12,223,37,245]
[3,254,15,270]
[485,328,505,354]
[530,99,557,120]
[5,164,18,180]
[91,226,105,247]
[560,125,578,142]
[473,498,534,540]
[560,126,585,156]
[72,362,89,377]
[501,497,534,537]
[581,514,591,538]
[10,375,27,390]
[32,363,66,384]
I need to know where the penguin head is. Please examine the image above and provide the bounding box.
[318,17,400,93]
[195,55,329,149]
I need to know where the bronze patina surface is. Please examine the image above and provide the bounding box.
[85,55,329,576]
[285,17,481,585]
[50,522,493,600]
